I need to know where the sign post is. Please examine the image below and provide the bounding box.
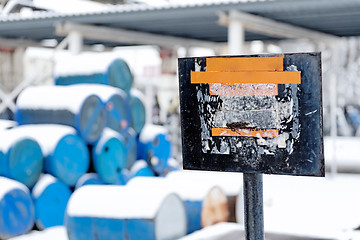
[178,53,324,238]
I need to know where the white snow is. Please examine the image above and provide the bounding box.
[66,184,180,219]
[0,128,38,153]
[32,174,56,199]
[54,52,119,76]
[10,125,77,155]
[128,176,224,201]
[166,170,242,196]
[16,85,100,114]
[0,119,17,130]
[129,159,149,175]
[64,84,123,103]
[179,222,243,240]
[75,173,101,189]
[33,0,110,14]
[0,176,29,199]
[8,226,68,240]
[139,124,168,143]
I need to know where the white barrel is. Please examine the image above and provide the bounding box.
[15,85,107,144]
[32,174,72,230]
[65,184,187,240]
[0,128,43,188]
[127,176,229,234]
[0,177,34,239]
[11,124,89,187]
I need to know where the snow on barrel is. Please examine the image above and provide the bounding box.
[32,174,71,230]
[138,124,171,175]
[0,177,34,239]
[8,226,68,240]
[54,53,133,94]
[75,173,104,190]
[65,184,187,240]
[0,128,43,188]
[66,84,132,134]
[129,159,155,178]
[129,89,146,134]
[127,176,229,234]
[0,119,17,130]
[12,124,89,187]
[93,128,127,184]
[15,85,106,144]
[167,170,243,223]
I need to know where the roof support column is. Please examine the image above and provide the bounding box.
[68,31,83,54]
[228,10,244,54]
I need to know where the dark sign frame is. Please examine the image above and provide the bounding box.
[178,53,324,176]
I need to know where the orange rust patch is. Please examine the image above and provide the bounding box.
[206,57,283,72]
[191,71,301,84]
[209,83,278,96]
[212,128,279,138]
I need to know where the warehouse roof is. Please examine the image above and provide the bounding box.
[0,0,359,47]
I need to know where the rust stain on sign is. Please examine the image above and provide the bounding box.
[212,128,279,138]
[209,83,278,96]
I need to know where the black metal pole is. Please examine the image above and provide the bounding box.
[243,173,264,240]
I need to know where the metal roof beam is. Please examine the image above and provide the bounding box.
[56,22,224,49]
[219,10,341,45]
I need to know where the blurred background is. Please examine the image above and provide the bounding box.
[1,0,360,239]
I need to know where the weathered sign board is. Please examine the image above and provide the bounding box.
[178,53,324,176]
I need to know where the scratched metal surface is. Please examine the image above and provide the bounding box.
[178,53,324,176]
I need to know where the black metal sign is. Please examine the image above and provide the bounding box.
[178,53,324,176]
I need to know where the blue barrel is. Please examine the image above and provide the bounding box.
[117,169,130,185]
[14,124,89,187]
[129,160,155,178]
[93,128,127,184]
[102,88,132,134]
[75,173,104,189]
[0,177,34,239]
[123,128,137,169]
[138,124,171,175]
[32,174,71,230]
[129,89,146,134]
[54,55,133,94]
[65,185,187,240]
[0,128,43,188]
[15,85,107,144]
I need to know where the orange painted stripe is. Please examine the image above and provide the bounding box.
[209,83,278,96]
[206,57,283,72]
[212,128,279,138]
[191,71,301,84]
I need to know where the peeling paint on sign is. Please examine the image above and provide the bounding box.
[178,53,324,177]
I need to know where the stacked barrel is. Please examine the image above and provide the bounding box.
[0,53,244,239]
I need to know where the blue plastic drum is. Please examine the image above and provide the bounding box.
[0,177,34,239]
[32,174,72,229]
[93,129,127,184]
[129,89,146,134]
